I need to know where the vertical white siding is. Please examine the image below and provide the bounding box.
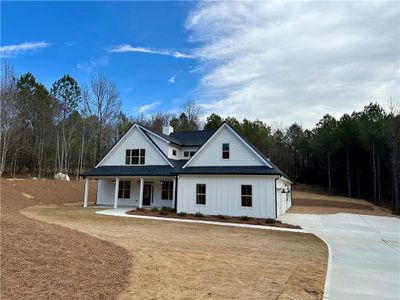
[99,127,168,166]
[186,126,265,167]
[96,178,173,208]
[276,178,292,217]
[176,175,277,219]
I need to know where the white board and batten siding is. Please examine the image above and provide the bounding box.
[99,126,168,166]
[276,178,292,218]
[177,175,277,219]
[186,126,266,167]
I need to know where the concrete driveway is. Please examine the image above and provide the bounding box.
[279,213,400,300]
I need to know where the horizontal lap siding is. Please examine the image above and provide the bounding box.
[177,175,276,219]
[188,127,265,167]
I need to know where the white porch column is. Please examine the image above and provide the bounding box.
[172,177,176,209]
[83,178,89,208]
[139,177,144,208]
[114,178,119,209]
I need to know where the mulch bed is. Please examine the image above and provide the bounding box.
[293,198,374,210]
[126,209,301,229]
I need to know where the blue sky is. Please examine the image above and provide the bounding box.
[2,1,199,115]
[1,1,399,127]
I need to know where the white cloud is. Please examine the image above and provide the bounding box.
[76,56,109,72]
[137,101,161,114]
[186,1,399,128]
[168,76,176,83]
[108,44,195,59]
[0,41,49,57]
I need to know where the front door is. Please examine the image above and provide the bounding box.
[143,183,153,206]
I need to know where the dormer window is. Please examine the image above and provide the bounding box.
[126,149,145,165]
[184,151,196,158]
[222,143,230,159]
[172,149,177,156]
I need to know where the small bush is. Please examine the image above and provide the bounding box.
[159,210,170,216]
[178,212,187,216]
[218,215,228,220]
[151,207,159,212]
[195,212,204,218]
[265,218,275,224]
[161,206,172,212]
[240,216,250,221]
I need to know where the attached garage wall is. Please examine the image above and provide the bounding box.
[177,175,277,219]
[276,178,292,218]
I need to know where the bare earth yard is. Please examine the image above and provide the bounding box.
[290,184,392,216]
[2,179,327,299]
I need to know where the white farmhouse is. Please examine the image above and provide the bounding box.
[82,122,292,219]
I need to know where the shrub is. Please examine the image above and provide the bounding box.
[159,210,170,216]
[265,218,275,224]
[161,206,172,212]
[151,207,159,212]
[178,212,187,216]
[218,215,228,220]
[195,212,204,218]
[240,216,250,221]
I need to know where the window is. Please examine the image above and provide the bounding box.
[161,181,173,200]
[172,149,177,156]
[184,151,196,158]
[118,181,131,199]
[125,148,145,165]
[222,143,230,159]
[196,184,206,205]
[241,185,252,207]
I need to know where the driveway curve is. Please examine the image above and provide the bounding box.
[279,213,400,300]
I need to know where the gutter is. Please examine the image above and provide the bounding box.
[274,175,281,219]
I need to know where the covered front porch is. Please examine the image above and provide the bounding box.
[83,176,177,210]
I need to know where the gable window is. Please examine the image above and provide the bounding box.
[126,148,145,165]
[196,184,206,205]
[184,151,196,158]
[222,143,230,159]
[172,149,177,156]
[241,185,252,207]
[161,181,173,200]
[118,181,131,199]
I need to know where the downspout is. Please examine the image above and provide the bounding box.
[274,175,281,219]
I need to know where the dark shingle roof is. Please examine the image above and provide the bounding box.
[81,165,175,177]
[169,130,216,147]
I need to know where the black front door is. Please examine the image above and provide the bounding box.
[143,184,153,206]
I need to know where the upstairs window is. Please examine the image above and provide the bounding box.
[161,181,173,200]
[222,143,230,159]
[118,181,131,199]
[172,149,177,156]
[241,185,252,207]
[196,184,206,205]
[184,151,196,158]
[126,149,145,165]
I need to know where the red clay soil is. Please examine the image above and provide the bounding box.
[127,209,301,229]
[0,179,131,300]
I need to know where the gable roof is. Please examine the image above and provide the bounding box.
[95,123,173,168]
[182,122,273,168]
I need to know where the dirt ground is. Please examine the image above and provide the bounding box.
[3,179,328,300]
[1,179,131,300]
[290,184,393,216]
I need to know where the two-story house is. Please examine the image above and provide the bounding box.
[81,122,292,219]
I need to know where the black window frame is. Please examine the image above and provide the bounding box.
[118,181,131,199]
[196,184,206,205]
[222,143,230,159]
[161,181,173,200]
[172,149,177,156]
[241,185,252,207]
[184,151,189,157]
[125,148,145,165]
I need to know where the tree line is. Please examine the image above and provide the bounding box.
[1,61,399,213]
